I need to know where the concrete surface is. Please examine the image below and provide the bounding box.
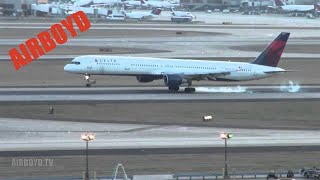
[0,117,320,151]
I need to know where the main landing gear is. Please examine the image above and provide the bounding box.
[168,86,179,92]
[184,87,196,93]
[168,81,196,93]
[184,80,196,93]
[84,73,96,87]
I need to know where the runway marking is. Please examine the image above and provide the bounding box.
[121,125,166,132]
[8,11,91,70]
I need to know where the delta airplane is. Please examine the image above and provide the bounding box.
[74,0,121,7]
[274,0,320,13]
[125,8,161,19]
[141,0,179,9]
[64,32,291,93]
[123,0,142,8]
[170,7,196,19]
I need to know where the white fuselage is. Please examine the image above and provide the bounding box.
[171,11,195,18]
[124,0,142,6]
[281,5,314,12]
[142,1,178,8]
[64,55,284,81]
[125,11,156,19]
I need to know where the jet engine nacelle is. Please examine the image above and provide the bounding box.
[136,75,160,83]
[164,74,184,87]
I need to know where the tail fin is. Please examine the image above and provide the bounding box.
[140,0,145,4]
[151,8,162,15]
[314,3,320,12]
[170,7,175,15]
[251,32,290,67]
[274,0,286,6]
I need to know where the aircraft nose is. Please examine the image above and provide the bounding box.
[64,64,72,72]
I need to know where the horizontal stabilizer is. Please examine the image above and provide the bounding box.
[264,70,297,74]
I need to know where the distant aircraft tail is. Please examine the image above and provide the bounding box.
[274,0,286,6]
[140,0,145,4]
[170,7,175,15]
[314,3,320,12]
[251,32,290,67]
[151,8,162,15]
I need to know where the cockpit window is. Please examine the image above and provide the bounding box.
[72,61,80,65]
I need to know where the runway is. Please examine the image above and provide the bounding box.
[1,117,319,152]
[0,86,317,151]
[0,85,318,102]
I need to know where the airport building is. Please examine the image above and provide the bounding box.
[240,0,317,7]
[240,0,273,8]
[286,0,316,5]
[180,0,318,10]
[180,0,239,10]
[0,0,37,15]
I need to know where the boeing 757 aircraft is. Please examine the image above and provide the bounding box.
[274,0,320,13]
[170,7,196,19]
[64,32,291,93]
[125,8,161,20]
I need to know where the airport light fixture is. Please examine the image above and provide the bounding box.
[81,133,96,180]
[220,132,233,179]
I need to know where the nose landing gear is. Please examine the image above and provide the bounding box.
[84,73,96,87]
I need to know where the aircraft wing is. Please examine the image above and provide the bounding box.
[157,71,233,81]
[182,71,232,80]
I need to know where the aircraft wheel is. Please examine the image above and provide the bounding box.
[169,86,179,91]
[304,173,309,178]
[86,83,91,87]
[185,87,196,93]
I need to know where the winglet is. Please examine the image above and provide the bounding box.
[314,3,320,12]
